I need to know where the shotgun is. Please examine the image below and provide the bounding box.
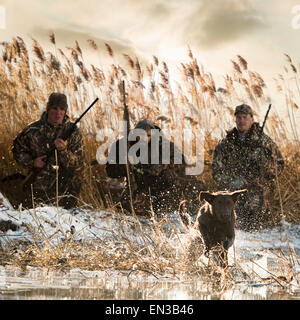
[246,103,272,179]
[260,104,272,135]
[3,98,99,188]
[122,81,137,211]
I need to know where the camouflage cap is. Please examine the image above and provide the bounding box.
[234,104,253,116]
[46,92,68,112]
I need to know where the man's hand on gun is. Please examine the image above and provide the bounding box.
[34,155,47,168]
[54,138,68,151]
[33,138,67,168]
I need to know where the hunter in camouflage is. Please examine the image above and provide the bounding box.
[212,104,284,231]
[106,119,204,215]
[12,93,84,209]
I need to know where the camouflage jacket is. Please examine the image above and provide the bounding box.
[212,122,284,190]
[106,133,187,192]
[12,112,84,191]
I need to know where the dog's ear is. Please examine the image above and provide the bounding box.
[178,200,187,214]
[231,189,247,203]
[199,191,215,204]
[178,200,192,228]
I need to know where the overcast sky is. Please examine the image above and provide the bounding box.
[1,0,300,71]
[1,0,300,124]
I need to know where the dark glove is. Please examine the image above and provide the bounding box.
[137,164,167,176]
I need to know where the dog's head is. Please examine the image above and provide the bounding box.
[199,189,247,220]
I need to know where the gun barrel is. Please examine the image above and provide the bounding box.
[261,104,272,131]
[74,97,99,125]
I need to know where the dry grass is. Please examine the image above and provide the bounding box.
[0,36,299,221]
[0,36,299,290]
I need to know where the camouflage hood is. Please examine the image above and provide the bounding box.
[131,119,163,146]
[134,119,161,131]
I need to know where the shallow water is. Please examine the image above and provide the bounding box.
[0,197,300,300]
[1,225,299,300]
[0,265,299,300]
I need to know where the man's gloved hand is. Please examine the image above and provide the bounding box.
[144,164,167,176]
[133,164,166,176]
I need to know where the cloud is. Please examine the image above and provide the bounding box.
[0,0,145,63]
[1,0,269,53]
[182,0,269,48]
[0,0,295,74]
[31,26,139,58]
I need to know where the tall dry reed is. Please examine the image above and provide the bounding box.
[0,36,299,223]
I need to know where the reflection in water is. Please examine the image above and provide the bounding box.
[0,266,299,300]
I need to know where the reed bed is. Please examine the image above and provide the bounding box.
[0,35,299,222]
[0,36,299,291]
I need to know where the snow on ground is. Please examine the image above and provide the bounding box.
[1,191,300,273]
[0,192,153,247]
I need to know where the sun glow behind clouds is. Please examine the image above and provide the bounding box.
[0,0,299,135]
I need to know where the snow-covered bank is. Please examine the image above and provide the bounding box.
[0,192,149,247]
[1,191,300,259]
